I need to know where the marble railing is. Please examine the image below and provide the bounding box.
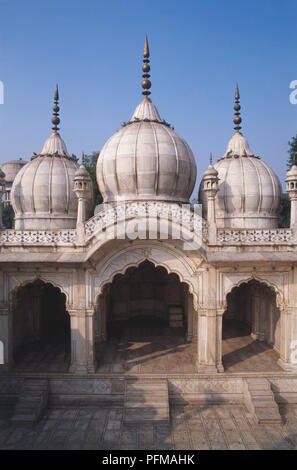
[0,229,77,245]
[84,201,207,242]
[217,228,293,244]
[0,209,294,247]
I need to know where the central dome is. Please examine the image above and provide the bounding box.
[97,97,197,204]
[97,37,196,204]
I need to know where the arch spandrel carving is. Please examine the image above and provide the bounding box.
[6,273,72,309]
[220,272,286,311]
[93,244,202,310]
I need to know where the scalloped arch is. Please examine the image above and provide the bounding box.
[94,245,199,309]
[223,274,284,311]
[9,276,70,309]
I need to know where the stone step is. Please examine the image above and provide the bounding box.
[12,414,36,423]
[168,306,182,314]
[126,382,168,392]
[250,390,274,397]
[125,401,169,408]
[169,321,183,328]
[246,379,271,391]
[244,378,282,425]
[124,407,169,424]
[124,379,169,424]
[253,400,279,408]
[126,391,168,399]
[12,377,49,424]
[170,314,183,321]
[254,407,282,425]
[23,379,48,391]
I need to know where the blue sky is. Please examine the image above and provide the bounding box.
[0,0,297,195]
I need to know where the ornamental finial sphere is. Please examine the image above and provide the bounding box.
[141,36,151,97]
[52,84,60,133]
[233,83,242,134]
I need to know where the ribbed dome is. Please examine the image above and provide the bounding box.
[97,97,197,203]
[199,133,281,228]
[40,132,69,156]
[1,159,28,184]
[11,132,79,230]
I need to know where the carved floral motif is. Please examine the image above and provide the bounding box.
[217,229,293,244]
[0,230,76,245]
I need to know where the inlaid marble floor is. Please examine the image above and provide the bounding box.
[11,321,282,374]
[0,403,297,450]
[96,321,282,374]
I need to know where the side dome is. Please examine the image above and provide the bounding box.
[11,86,80,230]
[97,97,197,204]
[199,86,281,229]
[11,134,79,230]
[1,159,28,185]
[199,133,281,229]
[1,159,28,205]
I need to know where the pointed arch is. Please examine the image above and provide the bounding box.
[8,276,70,310]
[222,274,284,311]
[93,244,200,310]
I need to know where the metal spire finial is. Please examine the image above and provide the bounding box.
[233,83,242,134]
[51,84,60,134]
[82,151,85,165]
[209,152,213,165]
[142,35,151,97]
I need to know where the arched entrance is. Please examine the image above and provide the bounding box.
[95,260,197,374]
[222,279,281,372]
[11,280,70,372]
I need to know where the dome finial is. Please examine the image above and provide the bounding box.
[82,151,85,165]
[209,152,213,165]
[233,83,242,135]
[142,35,151,97]
[51,84,60,134]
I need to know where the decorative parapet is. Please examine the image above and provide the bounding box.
[217,228,293,244]
[85,201,208,244]
[0,230,76,245]
[0,224,294,248]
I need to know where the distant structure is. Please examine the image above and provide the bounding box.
[1,159,27,206]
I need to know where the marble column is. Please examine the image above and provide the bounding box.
[196,267,221,373]
[68,269,96,374]
[216,310,224,372]
[278,307,297,371]
[196,308,217,373]
[186,293,194,342]
[251,283,261,340]
[0,307,13,370]
[69,309,96,374]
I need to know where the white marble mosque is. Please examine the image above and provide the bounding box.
[0,37,297,426]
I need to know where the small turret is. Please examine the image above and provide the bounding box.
[0,169,6,229]
[286,159,297,228]
[202,153,219,243]
[74,153,93,236]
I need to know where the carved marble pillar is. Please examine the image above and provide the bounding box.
[68,269,96,374]
[278,307,297,371]
[216,310,224,372]
[196,308,217,373]
[196,267,221,373]
[251,283,261,340]
[0,307,13,369]
[69,309,96,374]
[186,293,194,342]
[267,301,274,345]
[97,287,107,343]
